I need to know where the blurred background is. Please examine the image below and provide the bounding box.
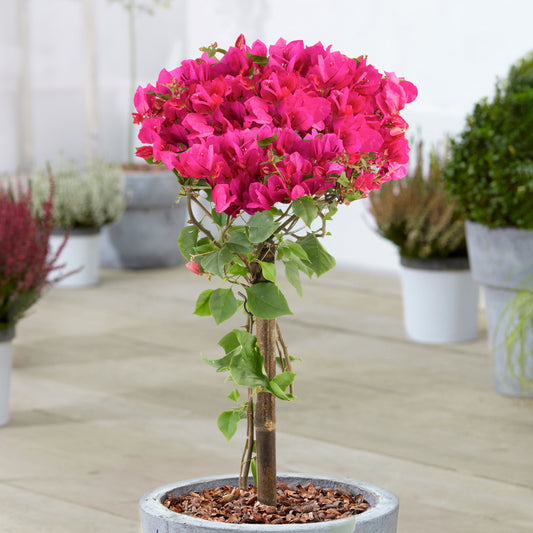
[2,0,532,273]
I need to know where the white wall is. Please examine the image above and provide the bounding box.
[2,0,532,273]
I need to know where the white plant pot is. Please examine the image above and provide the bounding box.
[140,474,399,533]
[49,228,101,288]
[401,257,479,344]
[0,328,15,427]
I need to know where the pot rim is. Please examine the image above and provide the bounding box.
[0,326,15,342]
[400,255,470,271]
[52,227,101,236]
[139,473,398,531]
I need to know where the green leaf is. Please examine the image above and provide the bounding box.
[194,289,214,316]
[226,231,254,253]
[279,241,309,261]
[267,380,295,401]
[336,171,350,187]
[299,234,336,277]
[228,389,240,402]
[292,196,318,228]
[258,261,277,284]
[230,348,269,390]
[209,288,239,325]
[219,329,256,355]
[247,211,280,243]
[202,351,235,373]
[228,263,248,277]
[257,133,277,148]
[178,225,199,261]
[217,410,240,442]
[212,208,229,228]
[284,261,303,297]
[323,202,339,221]
[247,53,269,66]
[271,371,295,392]
[199,246,233,278]
[245,283,293,319]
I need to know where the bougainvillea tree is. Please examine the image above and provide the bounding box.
[134,35,417,505]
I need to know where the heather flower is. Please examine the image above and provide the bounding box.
[0,182,65,332]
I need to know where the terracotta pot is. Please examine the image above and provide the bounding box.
[140,473,399,533]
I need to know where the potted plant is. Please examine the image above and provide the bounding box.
[369,142,479,344]
[31,159,126,288]
[444,50,533,397]
[99,0,188,270]
[0,181,65,426]
[134,35,417,532]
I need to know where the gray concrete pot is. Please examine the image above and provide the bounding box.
[100,170,187,269]
[465,221,533,397]
[140,474,399,533]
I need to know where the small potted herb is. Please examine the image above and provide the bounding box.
[370,142,478,344]
[444,50,533,396]
[0,181,65,425]
[31,159,126,288]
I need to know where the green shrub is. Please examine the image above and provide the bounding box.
[369,142,467,260]
[444,51,533,229]
[31,159,126,229]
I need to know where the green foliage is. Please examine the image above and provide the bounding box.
[177,187,338,445]
[497,287,533,393]
[370,142,467,260]
[31,159,126,229]
[444,50,533,229]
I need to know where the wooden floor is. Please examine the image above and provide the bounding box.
[1,266,532,532]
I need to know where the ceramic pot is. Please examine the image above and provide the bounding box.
[0,327,15,426]
[49,228,101,288]
[400,256,479,344]
[100,170,187,269]
[465,221,533,397]
[140,474,399,533]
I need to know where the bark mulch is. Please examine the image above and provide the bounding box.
[163,481,370,524]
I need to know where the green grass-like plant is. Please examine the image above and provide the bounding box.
[369,142,467,260]
[444,51,533,229]
[497,285,533,394]
[31,159,126,230]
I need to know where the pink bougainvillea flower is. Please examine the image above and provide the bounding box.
[134,34,417,216]
[186,261,202,275]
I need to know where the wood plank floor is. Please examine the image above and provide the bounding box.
[1,267,532,532]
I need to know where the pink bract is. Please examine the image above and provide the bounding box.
[134,35,417,215]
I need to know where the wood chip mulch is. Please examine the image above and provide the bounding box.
[163,481,370,524]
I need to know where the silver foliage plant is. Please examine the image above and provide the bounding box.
[31,159,127,230]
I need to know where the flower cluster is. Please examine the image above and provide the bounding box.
[0,183,64,332]
[134,35,417,217]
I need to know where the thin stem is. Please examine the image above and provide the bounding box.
[276,321,294,395]
[185,192,219,245]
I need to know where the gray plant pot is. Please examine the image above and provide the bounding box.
[465,221,533,397]
[100,170,187,269]
[140,474,399,533]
